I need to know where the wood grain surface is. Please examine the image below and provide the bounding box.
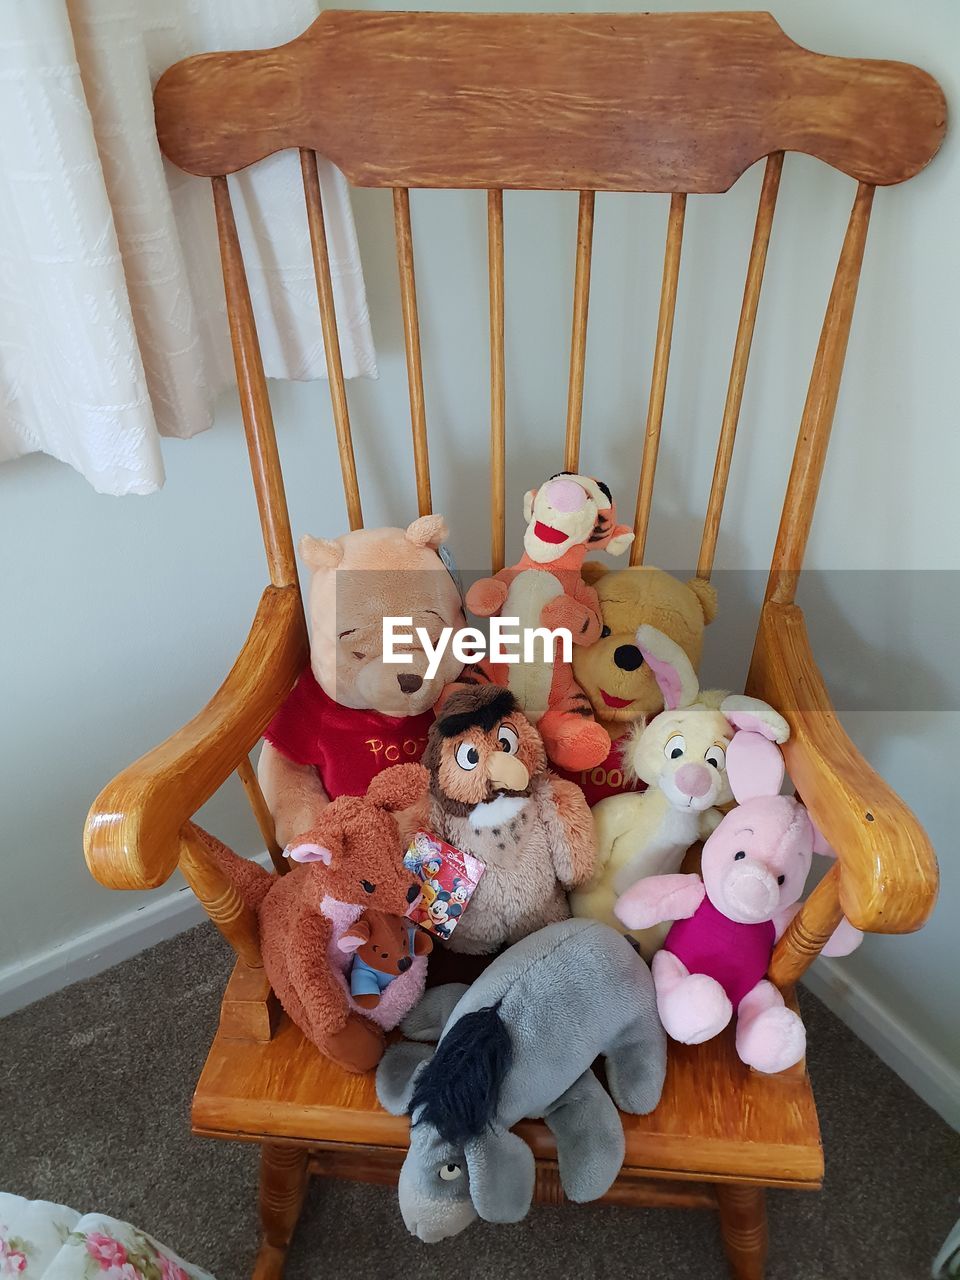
[154,11,945,191]
[84,586,308,891]
[192,977,823,1188]
[748,601,939,934]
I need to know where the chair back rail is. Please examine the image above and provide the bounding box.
[301,148,364,531]
[148,11,945,972]
[631,191,686,564]
[393,188,433,518]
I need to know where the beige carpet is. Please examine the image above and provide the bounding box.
[0,922,956,1279]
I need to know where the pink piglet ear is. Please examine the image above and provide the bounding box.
[811,820,835,858]
[725,730,785,803]
[635,624,699,711]
[285,842,333,865]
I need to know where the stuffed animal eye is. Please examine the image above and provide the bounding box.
[455,742,481,770]
[777,875,785,886]
[734,851,746,861]
[497,723,520,755]
[360,879,376,893]
[664,734,686,760]
[600,625,611,638]
[439,1163,462,1181]
[352,650,365,660]
[704,745,726,771]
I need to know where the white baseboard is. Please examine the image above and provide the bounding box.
[803,958,960,1132]
[0,852,273,1021]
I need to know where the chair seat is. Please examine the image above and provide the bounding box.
[192,961,823,1192]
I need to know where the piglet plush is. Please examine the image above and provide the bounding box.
[614,727,862,1073]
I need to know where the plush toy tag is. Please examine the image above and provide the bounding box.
[403,830,484,941]
[437,542,463,601]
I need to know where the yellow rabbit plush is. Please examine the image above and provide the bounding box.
[569,625,788,957]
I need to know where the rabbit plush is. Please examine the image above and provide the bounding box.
[614,726,863,1073]
[570,624,788,956]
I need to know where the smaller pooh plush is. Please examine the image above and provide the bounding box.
[564,565,717,803]
[570,625,787,957]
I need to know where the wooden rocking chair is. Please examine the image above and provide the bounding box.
[84,12,945,1279]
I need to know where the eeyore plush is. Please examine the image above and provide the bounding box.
[376,918,667,1242]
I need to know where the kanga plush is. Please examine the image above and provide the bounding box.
[376,918,667,1242]
[410,685,596,954]
[259,515,465,845]
[564,565,717,803]
[461,472,633,772]
[615,729,863,1073]
[197,763,433,1073]
[571,624,789,956]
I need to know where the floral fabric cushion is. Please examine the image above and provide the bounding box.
[0,1199,214,1280]
[0,1196,80,1276]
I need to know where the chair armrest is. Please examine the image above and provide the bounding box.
[747,600,938,934]
[84,585,309,892]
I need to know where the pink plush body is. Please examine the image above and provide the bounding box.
[665,897,775,1008]
[615,726,863,1073]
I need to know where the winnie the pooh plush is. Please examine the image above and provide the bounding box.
[259,515,465,845]
[561,566,717,804]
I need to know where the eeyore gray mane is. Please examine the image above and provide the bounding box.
[409,1004,513,1146]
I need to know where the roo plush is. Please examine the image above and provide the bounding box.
[259,516,465,846]
[571,625,788,956]
[615,728,863,1073]
[460,473,633,773]
[197,763,433,1073]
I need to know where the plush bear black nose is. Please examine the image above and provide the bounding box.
[406,884,420,903]
[398,673,424,693]
[613,644,644,672]
[398,956,412,972]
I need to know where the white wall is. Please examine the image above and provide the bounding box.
[1,0,957,1116]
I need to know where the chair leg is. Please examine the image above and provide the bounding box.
[253,1143,309,1280]
[716,1183,768,1280]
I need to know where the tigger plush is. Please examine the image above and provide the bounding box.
[461,473,633,771]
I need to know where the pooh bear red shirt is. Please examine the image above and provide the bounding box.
[265,669,435,799]
[554,733,646,806]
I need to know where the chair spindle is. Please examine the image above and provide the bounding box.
[393,187,432,518]
[631,192,687,564]
[488,189,506,573]
[563,190,596,473]
[179,822,263,967]
[236,754,286,874]
[697,153,784,580]
[300,149,363,530]
[767,182,875,605]
[768,862,844,990]
[211,176,297,588]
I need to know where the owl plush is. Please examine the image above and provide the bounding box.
[410,685,596,954]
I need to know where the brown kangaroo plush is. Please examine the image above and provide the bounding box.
[199,763,431,1073]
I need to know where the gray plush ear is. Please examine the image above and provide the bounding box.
[375,1042,435,1115]
[464,1126,536,1223]
[401,984,470,1042]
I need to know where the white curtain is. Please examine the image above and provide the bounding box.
[0,1,377,496]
